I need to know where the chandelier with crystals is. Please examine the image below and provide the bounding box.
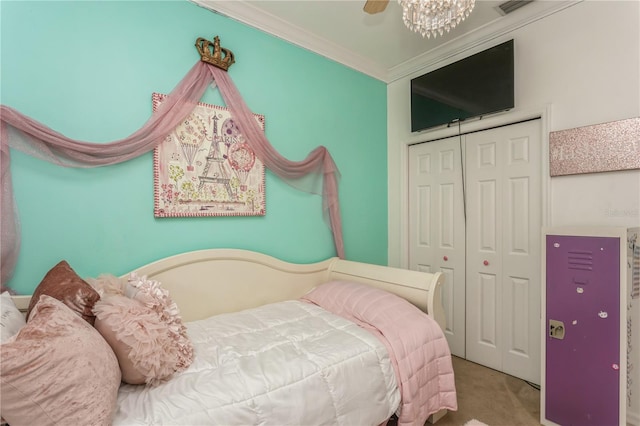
[398,0,476,38]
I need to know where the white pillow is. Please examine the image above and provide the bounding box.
[1,291,26,343]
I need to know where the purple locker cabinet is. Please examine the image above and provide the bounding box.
[546,235,620,426]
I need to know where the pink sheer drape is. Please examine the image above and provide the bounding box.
[206,65,343,255]
[0,61,344,289]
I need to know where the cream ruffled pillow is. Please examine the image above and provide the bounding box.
[92,273,193,385]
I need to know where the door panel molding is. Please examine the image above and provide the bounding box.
[409,118,542,383]
[409,137,466,357]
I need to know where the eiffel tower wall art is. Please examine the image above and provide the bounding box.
[152,93,266,217]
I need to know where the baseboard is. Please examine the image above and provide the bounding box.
[427,409,447,424]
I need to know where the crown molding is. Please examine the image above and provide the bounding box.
[191,0,580,84]
[191,0,389,81]
[388,1,580,82]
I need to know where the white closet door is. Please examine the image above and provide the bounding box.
[465,119,541,384]
[409,137,466,357]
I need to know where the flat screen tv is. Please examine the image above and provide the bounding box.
[411,39,514,133]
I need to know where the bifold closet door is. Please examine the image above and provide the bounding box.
[408,137,466,357]
[465,119,541,384]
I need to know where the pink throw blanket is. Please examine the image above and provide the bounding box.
[302,281,458,426]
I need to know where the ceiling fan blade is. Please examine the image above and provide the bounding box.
[363,0,389,14]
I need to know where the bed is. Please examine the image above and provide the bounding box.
[3,249,457,426]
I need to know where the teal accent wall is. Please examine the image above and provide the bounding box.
[1,1,388,294]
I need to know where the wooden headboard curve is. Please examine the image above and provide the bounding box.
[11,249,446,329]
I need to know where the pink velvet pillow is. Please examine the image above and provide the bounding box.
[0,295,121,426]
[93,273,193,385]
[27,260,100,325]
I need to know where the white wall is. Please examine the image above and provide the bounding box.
[387,1,639,422]
[388,0,639,267]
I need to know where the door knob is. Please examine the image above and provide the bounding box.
[443,256,448,261]
[483,260,489,266]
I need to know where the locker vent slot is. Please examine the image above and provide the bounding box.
[568,250,593,271]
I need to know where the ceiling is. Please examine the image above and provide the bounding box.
[192,0,578,82]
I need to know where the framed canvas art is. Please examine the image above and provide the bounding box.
[152,93,266,217]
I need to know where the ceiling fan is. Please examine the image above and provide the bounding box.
[363,0,390,14]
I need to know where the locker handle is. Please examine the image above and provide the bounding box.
[443,256,448,261]
[483,260,489,266]
[549,320,565,339]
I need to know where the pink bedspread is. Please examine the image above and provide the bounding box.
[302,280,458,426]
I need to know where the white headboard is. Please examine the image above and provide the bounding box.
[11,249,446,329]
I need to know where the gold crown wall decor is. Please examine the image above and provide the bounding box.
[195,35,235,71]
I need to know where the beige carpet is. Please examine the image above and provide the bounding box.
[434,356,540,426]
[463,420,489,426]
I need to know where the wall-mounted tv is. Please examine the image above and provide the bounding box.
[411,39,514,133]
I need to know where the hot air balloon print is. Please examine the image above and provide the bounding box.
[174,112,207,171]
[152,92,266,218]
[228,142,256,191]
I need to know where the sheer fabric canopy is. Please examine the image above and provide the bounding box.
[0,61,344,289]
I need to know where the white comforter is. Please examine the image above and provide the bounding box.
[114,300,400,425]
